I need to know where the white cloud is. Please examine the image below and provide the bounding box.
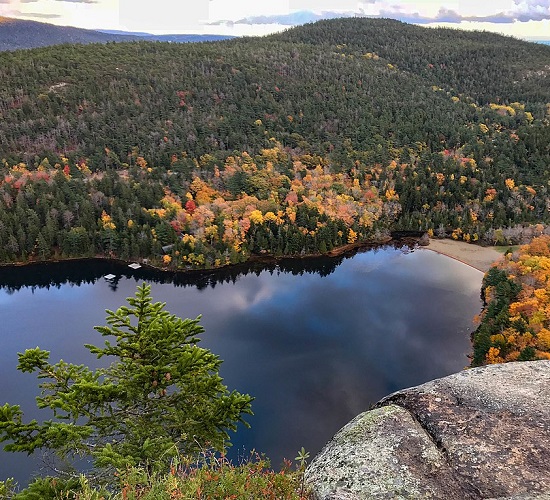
[233,0,550,26]
[119,0,209,31]
[233,10,354,26]
[1,0,549,38]
[56,0,98,3]
[290,0,357,12]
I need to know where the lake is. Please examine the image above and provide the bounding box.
[0,244,483,486]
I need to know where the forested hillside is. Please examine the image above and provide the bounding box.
[275,19,550,105]
[1,18,549,269]
[0,17,232,51]
[473,235,550,365]
[0,17,141,51]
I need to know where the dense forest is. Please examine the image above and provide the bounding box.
[1,18,549,270]
[472,235,550,366]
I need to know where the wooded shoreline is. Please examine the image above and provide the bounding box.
[0,233,414,274]
[0,234,505,278]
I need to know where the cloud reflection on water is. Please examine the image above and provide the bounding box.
[0,246,482,482]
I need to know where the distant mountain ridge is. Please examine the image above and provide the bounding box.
[98,29,234,44]
[0,17,234,51]
[0,17,139,51]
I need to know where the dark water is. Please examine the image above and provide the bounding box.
[0,245,483,485]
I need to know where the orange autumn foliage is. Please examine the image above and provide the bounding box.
[475,236,550,365]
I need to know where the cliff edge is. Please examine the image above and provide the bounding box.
[305,361,550,499]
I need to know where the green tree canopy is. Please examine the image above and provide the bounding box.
[0,284,253,477]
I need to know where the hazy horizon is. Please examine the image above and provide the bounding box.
[1,0,549,40]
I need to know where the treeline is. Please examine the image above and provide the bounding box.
[0,18,549,268]
[472,235,550,366]
[0,148,391,267]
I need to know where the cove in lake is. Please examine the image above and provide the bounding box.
[0,244,483,485]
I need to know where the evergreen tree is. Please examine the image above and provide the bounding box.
[0,284,253,477]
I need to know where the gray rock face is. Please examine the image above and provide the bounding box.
[306,361,550,500]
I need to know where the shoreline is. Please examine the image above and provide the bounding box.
[0,235,403,275]
[422,239,503,273]
[0,236,503,277]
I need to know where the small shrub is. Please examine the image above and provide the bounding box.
[116,452,309,500]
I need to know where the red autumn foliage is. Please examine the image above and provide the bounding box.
[185,199,197,214]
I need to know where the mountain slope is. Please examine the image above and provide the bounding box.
[273,18,550,106]
[0,17,233,51]
[0,18,549,267]
[0,17,141,51]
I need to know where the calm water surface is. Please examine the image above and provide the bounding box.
[0,245,483,485]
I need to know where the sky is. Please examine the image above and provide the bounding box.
[0,0,549,39]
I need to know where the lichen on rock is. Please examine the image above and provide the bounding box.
[306,361,550,499]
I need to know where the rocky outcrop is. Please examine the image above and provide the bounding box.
[306,361,550,499]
